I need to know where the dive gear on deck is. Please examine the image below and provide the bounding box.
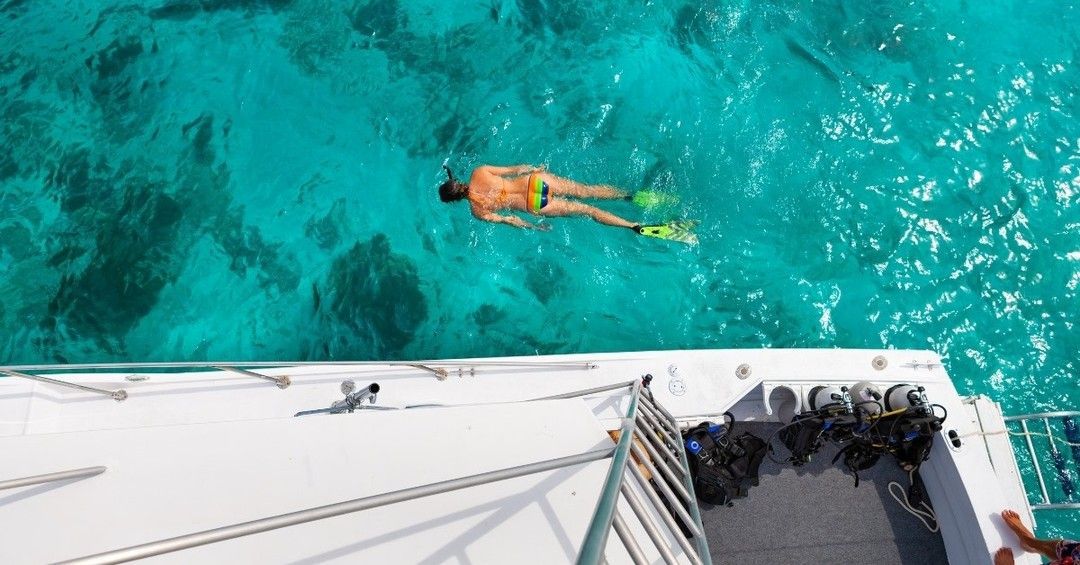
[683,414,768,506]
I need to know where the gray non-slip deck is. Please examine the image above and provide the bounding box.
[698,423,948,565]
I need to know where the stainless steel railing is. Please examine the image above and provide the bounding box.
[0,370,128,401]
[0,360,600,371]
[0,466,106,492]
[0,359,600,401]
[1003,410,1080,510]
[60,449,615,565]
[577,379,712,565]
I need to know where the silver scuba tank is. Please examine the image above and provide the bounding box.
[885,383,931,414]
[849,380,884,416]
[807,385,845,411]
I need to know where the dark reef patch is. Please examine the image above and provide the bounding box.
[0,149,17,181]
[673,4,707,51]
[0,51,21,74]
[85,35,166,142]
[176,112,299,292]
[212,207,300,293]
[641,158,675,190]
[347,0,406,40]
[46,243,87,268]
[87,36,143,81]
[47,182,183,344]
[18,68,36,90]
[472,303,506,329]
[148,0,202,20]
[304,197,348,250]
[514,0,587,36]
[149,0,294,21]
[319,233,427,357]
[45,148,113,213]
[523,257,567,305]
[0,0,29,19]
[86,5,145,37]
[182,113,216,165]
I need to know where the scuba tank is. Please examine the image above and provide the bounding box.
[850,380,884,416]
[885,384,932,415]
[778,382,948,486]
[807,385,844,411]
[779,386,855,465]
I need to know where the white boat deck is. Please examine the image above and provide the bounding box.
[0,349,1040,564]
[4,400,630,564]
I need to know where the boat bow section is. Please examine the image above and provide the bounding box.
[2,399,618,564]
[0,349,1041,564]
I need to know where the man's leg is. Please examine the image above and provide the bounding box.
[540,173,628,200]
[541,199,636,229]
[1001,510,1059,559]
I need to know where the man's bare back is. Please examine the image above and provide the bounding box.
[439,164,635,230]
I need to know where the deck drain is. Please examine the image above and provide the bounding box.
[735,364,751,379]
[872,355,888,370]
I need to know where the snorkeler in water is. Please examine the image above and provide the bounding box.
[437,164,696,244]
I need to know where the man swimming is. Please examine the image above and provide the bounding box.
[437,164,697,243]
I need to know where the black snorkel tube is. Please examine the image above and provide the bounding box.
[443,165,456,183]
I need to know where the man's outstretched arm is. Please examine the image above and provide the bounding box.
[476,211,549,230]
[484,164,545,176]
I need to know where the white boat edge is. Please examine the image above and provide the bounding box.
[0,348,1041,564]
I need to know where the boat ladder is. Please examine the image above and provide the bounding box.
[1003,411,1080,511]
[576,375,712,565]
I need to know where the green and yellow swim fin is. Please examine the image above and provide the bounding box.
[630,190,680,209]
[634,220,699,245]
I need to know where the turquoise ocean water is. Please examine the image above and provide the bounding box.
[1,0,1077,536]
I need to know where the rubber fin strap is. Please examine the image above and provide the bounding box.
[637,220,699,245]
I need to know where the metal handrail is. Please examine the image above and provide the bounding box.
[620,481,679,565]
[1004,410,1080,421]
[577,380,711,565]
[211,366,290,389]
[404,363,450,380]
[643,392,712,560]
[1004,411,1080,511]
[578,381,641,564]
[1019,419,1051,505]
[0,466,106,492]
[0,360,602,402]
[0,370,127,401]
[0,360,601,372]
[536,380,637,401]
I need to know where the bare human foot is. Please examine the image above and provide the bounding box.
[1001,509,1037,552]
[994,547,1015,565]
